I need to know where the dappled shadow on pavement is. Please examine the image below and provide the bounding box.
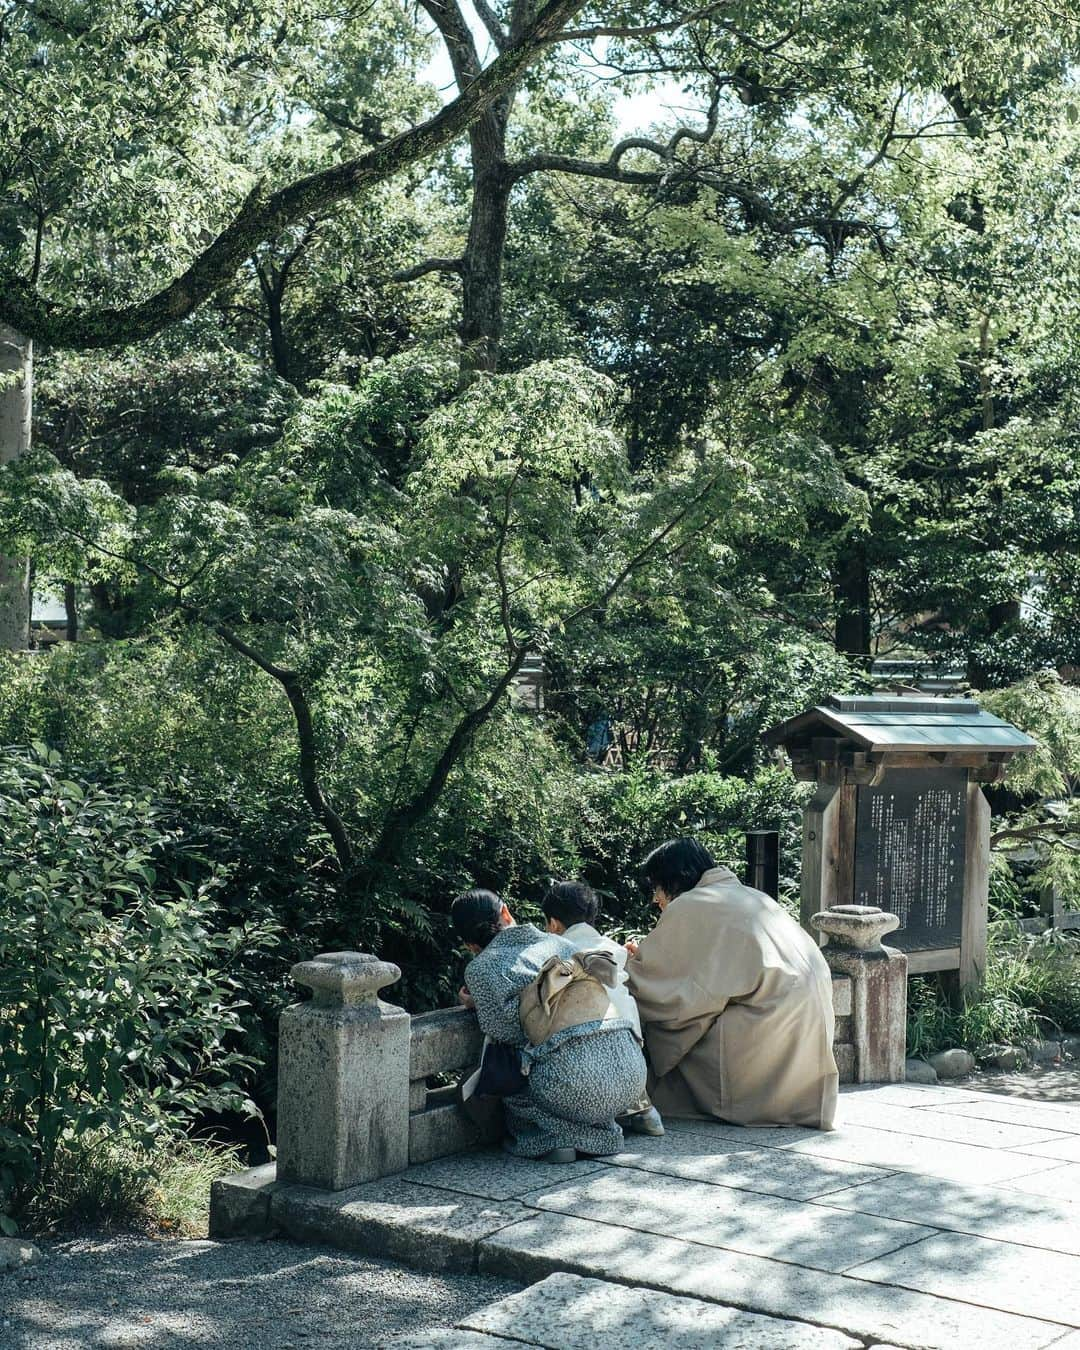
[961,1066,1080,1103]
[0,1235,519,1350]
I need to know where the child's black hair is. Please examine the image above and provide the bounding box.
[542,880,600,929]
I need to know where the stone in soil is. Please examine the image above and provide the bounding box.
[904,1058,938,1085]
[0,1237,41,1272]
[927,1048,976,1079]
[979,1045,1031,1072]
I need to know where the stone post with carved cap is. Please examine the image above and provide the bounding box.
[276,951,410,1190]
[812,905,908,1085]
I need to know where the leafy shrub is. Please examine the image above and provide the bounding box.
[906,921,1080,1057]
[575,763,806,930]
[0,746,274,1232]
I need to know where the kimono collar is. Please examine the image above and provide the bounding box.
[699,865,738,887]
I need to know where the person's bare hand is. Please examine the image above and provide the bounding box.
[458,986,476,1009]
[624,938,640,957]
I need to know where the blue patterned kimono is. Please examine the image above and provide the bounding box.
[464,923,647,1157]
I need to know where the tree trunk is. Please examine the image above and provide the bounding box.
[63,581,79,643]
[0,324,32,651]
[833,541,872,660]
[265,284,292,384]
[459,106,513,382]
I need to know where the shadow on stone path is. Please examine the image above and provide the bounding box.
[0,1234,520,1349]
[962,1065,1080,1103]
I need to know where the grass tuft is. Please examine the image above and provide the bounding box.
[24,1131,245,1238]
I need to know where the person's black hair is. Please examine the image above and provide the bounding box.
[542,880,600,929]
[451,888,506,948]
[640,838,716,901]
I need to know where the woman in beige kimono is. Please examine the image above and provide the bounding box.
[626,838,837,1129]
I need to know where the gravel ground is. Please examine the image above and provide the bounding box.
[0,1235,521,1349]
[961,1064,1080,1103]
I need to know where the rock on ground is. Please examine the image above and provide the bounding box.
[904,1058,939,1084]
[0,1237,42,1273]
[0,1235,520,1350]
[928,1048,976,1079]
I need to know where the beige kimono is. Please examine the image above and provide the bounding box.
[627,866,837,1129]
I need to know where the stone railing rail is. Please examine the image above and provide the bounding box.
[262,905,906,1200]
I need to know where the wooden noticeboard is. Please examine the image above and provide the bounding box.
[798,770,991,988]
[852,768,968,952]
[763,695,1034,994]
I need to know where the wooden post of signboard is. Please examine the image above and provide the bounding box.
[801,779,858,941]
[960,782,991,991]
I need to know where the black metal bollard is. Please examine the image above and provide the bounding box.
[745,829,780,900]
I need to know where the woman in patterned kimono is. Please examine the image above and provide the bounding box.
[452,889,647,1162]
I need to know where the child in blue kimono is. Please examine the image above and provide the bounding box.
[452,889,647,1162]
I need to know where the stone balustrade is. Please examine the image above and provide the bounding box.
[212,904,906,1232]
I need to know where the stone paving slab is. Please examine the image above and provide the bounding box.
[999,1161,1080,1204]
[840,1083,988,1108]
[477,1210,1070,1350]
[605,1129,890,1200]
[810,1171,1080,1256]
[265,1081,1080,1349]
[522,1167,937,1273]
[920,1095,1080,1134]
[825,1099,1073,1150]
[401,1150,608,1200]
[784,1122,1065,1184]
[460,1272,863,1349]
[1013,1135,1080,1163]
[664,1117,822,1148]
[384,1330,505,1347]
[848,1228,1080,1326]
[270,1179,528,1272]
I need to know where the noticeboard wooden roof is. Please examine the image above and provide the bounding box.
[764,695,1036,756]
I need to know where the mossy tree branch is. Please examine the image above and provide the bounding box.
[0,0,587,350]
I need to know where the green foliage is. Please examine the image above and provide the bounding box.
[906,922,1080,1058]
[575,765,806,930]
[984,672,1080,914]
[2,0,1080,1242]
[983,672,1080,800]
[0,746,273,1230]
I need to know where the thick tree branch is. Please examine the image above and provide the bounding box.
[419,0,484,88]
[991,824,1080,853]
[0,0,587,349]
[392,256,466,283]
[472,0,509,49]
[367,646,529,867]
[553,4,802,50]
[511,145,890,253]
[212,622,356,872]
[509,89,721,182]
[554,2,742,43]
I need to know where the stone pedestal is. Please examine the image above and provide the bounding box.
[812,906,907,1085]
[277,951,410,1190]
